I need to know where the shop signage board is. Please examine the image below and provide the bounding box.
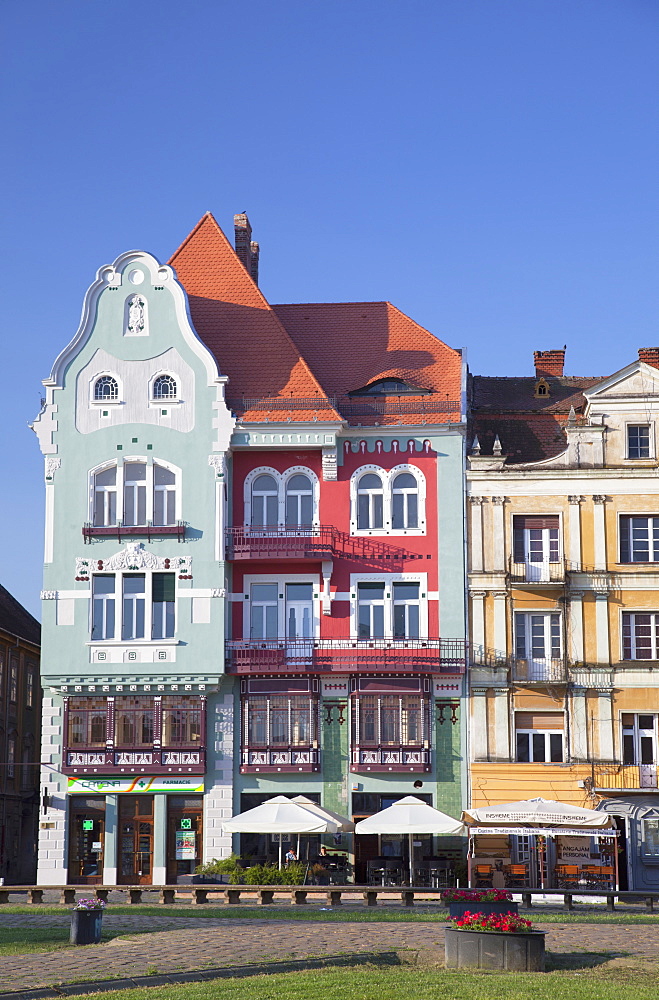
[67,776,204,795]
[469,827,618,837]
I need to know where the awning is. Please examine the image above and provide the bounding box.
[463,797,614,829]
[469,826,618,837]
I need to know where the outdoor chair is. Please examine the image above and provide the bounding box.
[504,863,528,888]
[555,864,581,889]
[474,864,494,887]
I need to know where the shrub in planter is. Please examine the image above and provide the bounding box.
[445,911,545,972]
[70,898,105,946]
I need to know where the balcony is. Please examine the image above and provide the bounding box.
[225,526,412,567]
[351,746,431,773]
[225,638,467,675]
[510,657,568,683]
[593,763,658,791]
[508,558,566,586]
[240,747,319,773]
[62,745,206,776]
[83,521,186,543]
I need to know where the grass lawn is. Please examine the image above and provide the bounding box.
[68,963,659,1000]
[2,904,658,925]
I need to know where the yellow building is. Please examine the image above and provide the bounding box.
[467,347,659,891]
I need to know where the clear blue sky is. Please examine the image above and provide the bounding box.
[1,0,657,618]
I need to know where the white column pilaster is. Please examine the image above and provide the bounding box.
[595,592,610,665]
[471,689,488,761]
[597,690,614,761]
[491,688,510,761]
[491,497,507,572]
[592,495,607,572]
[567,496,583,571]
[470,592,486,651]
[469,497,485,572]
[492,591,507,657]
[568,591,584,663]
[570,687,588,761]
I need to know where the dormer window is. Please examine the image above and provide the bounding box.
[153,375,177,400]
[534,379,550,398]
[349,378,431,396]
[94,376,119,401]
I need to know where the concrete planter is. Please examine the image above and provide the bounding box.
[70,909,103,946]
[445,927,545,972]
[448,901,518,919]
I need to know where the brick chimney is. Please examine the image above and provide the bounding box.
[234,213,260,285]
[638,348,659,369]
[534,349,565,378]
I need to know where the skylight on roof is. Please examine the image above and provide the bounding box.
[348,377,432,397]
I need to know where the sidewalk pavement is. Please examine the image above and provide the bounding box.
[0,910,657,994]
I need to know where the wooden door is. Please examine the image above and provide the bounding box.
[353,819,379,885]
[119,795,154,884]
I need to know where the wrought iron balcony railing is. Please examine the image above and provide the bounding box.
[350,745,431,773]
[592,763,658,790]
[83,521,186,543]
[509,657,568,683]
[240,746,319,773]
[62,744,205,776]
[508,558,566,585]
[225,637,468,674]
[225,526,413,566]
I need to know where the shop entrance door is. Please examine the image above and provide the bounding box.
[166,796,203,884]
[353,822,379,885]
[119,795,154,884]
[68,797,105,885]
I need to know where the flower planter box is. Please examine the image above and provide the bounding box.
[70,909,103,946]
[444,927,545,972]
[448,901,518,919]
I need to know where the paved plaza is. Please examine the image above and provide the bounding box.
[0,905,658,994]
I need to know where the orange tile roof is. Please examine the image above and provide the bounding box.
[170,215,463,425]
[168,214,340,422]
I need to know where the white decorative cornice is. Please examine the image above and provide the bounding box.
[208,454,226,477]
[322,446,337,481]
[45,457,61,482]
[75,542,191,580]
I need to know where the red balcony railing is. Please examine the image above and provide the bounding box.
[225,638,467,674]
[240,746,320,773]
[225,526,413,566]
[83,522,186,543]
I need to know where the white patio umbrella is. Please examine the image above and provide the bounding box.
[223,795,341,868]
[355,796,465,885]
[462,797,614,828]
[291,796,354,861]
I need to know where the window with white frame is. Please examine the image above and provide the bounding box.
[622,613,659,660]
[354,577,425,639]
[514,613,561,663]
[93,375,119,401]
[152,374,177,400]
[622,713,656,765]
[357,473,384,530]
[513,516,560,566]
[351,465,425,534]
[620,516,659,563]
[91,461,179,527]
[91,572,176,641]
[628,425,651,459]
[643,817,659,856]
[244,467,318,529]
[249,582,279,638]
[515,712,564,762]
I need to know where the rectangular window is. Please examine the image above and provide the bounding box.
[643,818,659,856]
[153,465,176,525]
[392,582,420,638]
[123,463,147,526]
[115,696,154,747]
[122,574,146,640]
[26,670,34,708]
[9,659,18,702]
[7,738,15,778]
[250,583,279,639]
[620,516,659,563]
[515,730,563,763]
[622,613,659,659]
[67,697,108,746]
[512,516,560,569]
[515,613,561,661]
[243,694,317,747]
[152,573,175,639]
[628,425,651,459]
[622,713,656,765]
[357,583,385,638]
[92,575,115,640]
[353,693,429,746]
[161,696,201,745]
[93,467,117,526]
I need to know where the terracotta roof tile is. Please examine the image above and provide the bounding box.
[169,214,340,421]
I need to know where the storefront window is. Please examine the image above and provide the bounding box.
[167,796,203,883]
[68,797,105,885]
[119,795,154,884]
[643,818,659,856]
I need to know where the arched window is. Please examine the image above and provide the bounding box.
[251,474,278,527]
[285,473,313,527]
[392,472,418,529]
[123,463,147,526]
[357,472,384,529]
[153,464,176,525]
[94,375,119,401]
[153,375,177,399]
[93,466,117,526]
